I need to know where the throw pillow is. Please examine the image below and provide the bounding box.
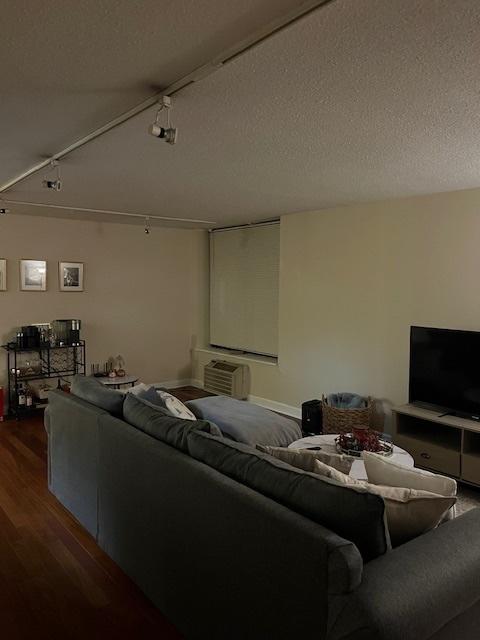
[152,389,196,421]
[314,460,456,546]
[257,445,353,475]
[363,451,457,496]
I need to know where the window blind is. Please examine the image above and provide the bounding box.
[210,222,279,357]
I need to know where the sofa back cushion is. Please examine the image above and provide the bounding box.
[123,393,215,452]
[187,430,389,561]
[71,375,124,417]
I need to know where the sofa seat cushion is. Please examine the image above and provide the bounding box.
[186,395,302,447]
[187,430,389,561]
[123,393,216,452]
[71,375,124,417]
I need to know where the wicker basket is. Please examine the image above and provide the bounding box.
[321,395,373,435]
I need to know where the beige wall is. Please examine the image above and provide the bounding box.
[0,214,209,403]
[193,187,480,426]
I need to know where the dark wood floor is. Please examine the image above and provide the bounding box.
[0,412,183,639]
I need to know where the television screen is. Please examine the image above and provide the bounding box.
[409,326,480,419]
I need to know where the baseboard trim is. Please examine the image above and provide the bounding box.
[181,379,301,419]
[154,378,195,389]
[248,394,301,419]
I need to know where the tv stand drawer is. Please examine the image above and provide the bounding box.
[394,434,460,477]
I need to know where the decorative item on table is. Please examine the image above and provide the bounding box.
[20,260,47,291]
[107,356,117,378]
[18,358,42,377]
[35,382,55,401]
[91,363,106,377]
[115,355,126,377]
[335,429,393,457]
[322,392,373,435]
[15,325,41,349]
[51,319,81,346]
[33,323,52,346]
[59,262,84,292]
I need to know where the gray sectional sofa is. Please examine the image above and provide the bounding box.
[45,387,480,640]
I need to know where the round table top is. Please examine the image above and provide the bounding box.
[289,433,414,481]
[98,375,139,387]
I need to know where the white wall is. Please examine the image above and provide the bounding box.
[193,187,480,426]
[0,214,208,405]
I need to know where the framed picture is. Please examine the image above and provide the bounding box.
[0,259,6,291]
[59,261,84,292]
[20,260,47,291]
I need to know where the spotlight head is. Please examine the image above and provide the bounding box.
[0,207,8,215]
[43,179,62,191]
[148,123,178,145]
[164,127,178,145]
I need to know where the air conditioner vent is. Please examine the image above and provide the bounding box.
[204,360,250,399]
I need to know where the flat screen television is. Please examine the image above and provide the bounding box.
[409,326,480,420]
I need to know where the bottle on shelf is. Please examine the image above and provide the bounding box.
[17,384,26,407]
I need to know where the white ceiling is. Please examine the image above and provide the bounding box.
[3,0,480,228]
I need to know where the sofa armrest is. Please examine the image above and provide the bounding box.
[327,508,480,640]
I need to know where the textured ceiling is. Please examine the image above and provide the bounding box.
[3,0,480,227]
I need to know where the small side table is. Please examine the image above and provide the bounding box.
[98,375,139,390]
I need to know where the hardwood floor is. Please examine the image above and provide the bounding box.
[170,385,213,403]
[0,413,183,639]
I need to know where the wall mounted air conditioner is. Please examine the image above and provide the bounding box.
[204,360,250,399]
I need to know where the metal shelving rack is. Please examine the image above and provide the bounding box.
[2,341,86,419]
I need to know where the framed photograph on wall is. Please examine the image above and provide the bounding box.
[0,259,6,291]
[59,261,84,292]
[20,260,47,291]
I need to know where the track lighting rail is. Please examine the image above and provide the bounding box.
[0,0,334,194]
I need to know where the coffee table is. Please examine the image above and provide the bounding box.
[289,434,414,480]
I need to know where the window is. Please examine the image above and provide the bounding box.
[210,222,279,357]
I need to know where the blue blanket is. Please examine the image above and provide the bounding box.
[327,392,367,409]
[186,396,302,447]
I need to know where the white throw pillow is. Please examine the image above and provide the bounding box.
[313,460,456,546]
[363,451,457,496]
[155,390,196,421]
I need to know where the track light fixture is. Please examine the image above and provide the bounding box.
[0,207,8,215]
[148,96,178,145]
[43,160,62,191]
[144,217,151,234]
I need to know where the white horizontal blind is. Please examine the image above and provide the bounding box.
[210,222,279,357]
